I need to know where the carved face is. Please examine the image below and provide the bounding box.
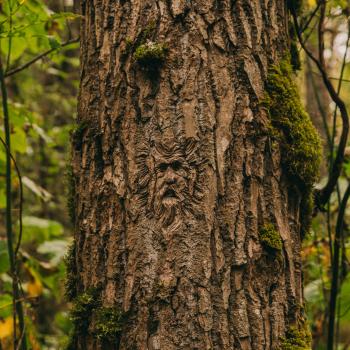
[136,136,203,227]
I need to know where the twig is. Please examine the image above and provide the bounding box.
[0,136,23,258]
[0,56,27,350]
[15,324,26,350]
[327,183,350,350]
[300,3,321,34]
[291,7,349,209]
[311,71,350,83]
[6,0,13,72]
[4,37,80,78]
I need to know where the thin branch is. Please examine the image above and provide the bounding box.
[6,0,13,72]
[300,3,321,34]
[0,135,23,258]
[4,37,80,78]
[318,1,326,68]
[311,71,350,83]
[0,56,27,350]
[291,7,349,209]
[327,183,350,350]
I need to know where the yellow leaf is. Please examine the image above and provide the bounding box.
[308,0,316,6]
[0,317,13,340]
[27,278,43,298]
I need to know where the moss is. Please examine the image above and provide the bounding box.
[141,20,156,41]
[68,290,125,346]
[71,121,89,151]
[70,289,100,334]
[300,190,314,238]
[93,307,123,341]
[64,241,77,301]
[66,164,75,225]
[290,40,301,71]
[259,223,283,251]
[134,41,167,70]
[125,38,133,52]
[280,324,312,350]
[264,60,322,188]
[264,59,322,236]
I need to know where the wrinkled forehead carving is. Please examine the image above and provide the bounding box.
[152,137,198,165]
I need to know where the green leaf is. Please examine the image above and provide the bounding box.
[47,35,61,50]
[37,239,69,266]
[22,176,52,201]
[50,12,82,20]
[0,188,6,209]
[11,127,27,154]
[0,293,13,319]
[22,216,64,243]
[0,240,10,274]
[0,36,27,61]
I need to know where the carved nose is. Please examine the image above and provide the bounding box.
[165,170,177,184]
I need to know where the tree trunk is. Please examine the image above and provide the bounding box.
[69,1,318,349]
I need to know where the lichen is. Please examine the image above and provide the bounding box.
[280,324,312,350]
[259,223,283,251]
[134,41,167,70]
[64,241,77,301]
[93,307,123,341]
[264,60,322,189]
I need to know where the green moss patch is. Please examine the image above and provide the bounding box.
[265,60,322,189]
[70,289,99,334]
[259,223,283,251]
[134,41,167,70]
[67,289,124,346]
[66,164,75,225]
[94,307,123,341]
[64,241,77,301]
[280,324,312,350]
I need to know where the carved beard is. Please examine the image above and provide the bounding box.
[153,177,192,227]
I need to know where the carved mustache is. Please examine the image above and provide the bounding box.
[158,184,185,201]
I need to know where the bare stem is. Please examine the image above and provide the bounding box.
[0,57,27,350]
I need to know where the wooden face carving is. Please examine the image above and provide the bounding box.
[136,136,203,227]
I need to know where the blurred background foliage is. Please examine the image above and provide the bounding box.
[0,0,79,348]
[1,0,350,349]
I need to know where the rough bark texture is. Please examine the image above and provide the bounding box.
[71,1,310,349]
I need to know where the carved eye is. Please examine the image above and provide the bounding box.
[171,161,182,171]
[158,163,168,172]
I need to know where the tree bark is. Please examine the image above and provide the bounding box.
[71,1,312,349]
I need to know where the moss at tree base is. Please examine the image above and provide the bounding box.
[65,289,124,348]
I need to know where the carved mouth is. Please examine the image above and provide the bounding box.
[163,189,177,198]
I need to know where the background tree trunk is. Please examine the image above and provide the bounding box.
[70,1,314,349]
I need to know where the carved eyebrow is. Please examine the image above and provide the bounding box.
[158,162,168,171]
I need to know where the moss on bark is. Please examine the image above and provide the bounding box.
[264,59,322,236]
[259,223,283,251]
[280,323,312,350]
